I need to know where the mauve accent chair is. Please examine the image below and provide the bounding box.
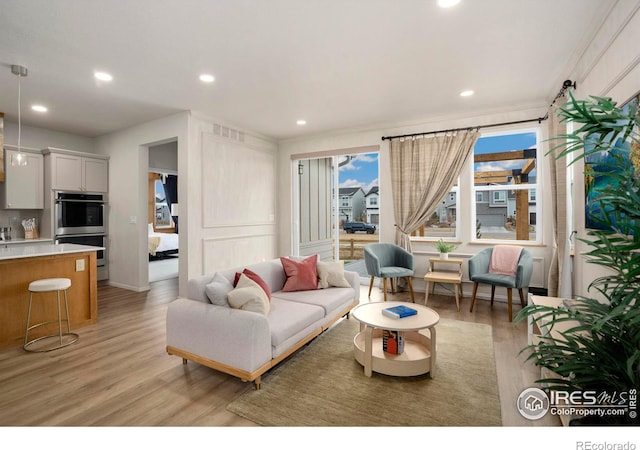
[468,247,533,321]
[364,243,415,302]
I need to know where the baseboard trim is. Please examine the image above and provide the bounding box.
[106,280,150,292]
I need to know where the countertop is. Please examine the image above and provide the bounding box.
[0,238,53,246]
[0,243,104,261]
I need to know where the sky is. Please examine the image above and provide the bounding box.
[474,132,538,178]
[337,132,537,194]
[338,153,379,194]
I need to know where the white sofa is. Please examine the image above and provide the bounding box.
[166,258,360,389]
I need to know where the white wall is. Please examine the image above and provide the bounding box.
[90,109,279,297]
[187,112,278,281]
[3,121,94,153]
[278,105,551,299]
[94,112,188,293]
[149,141,178,172]
[566,0,640,299]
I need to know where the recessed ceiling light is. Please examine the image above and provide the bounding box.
[94,71,113,82]
[199,74,215,83]
[460,90,474,97]
[438,0,461,7]
[296,119,307,126]
[31,105,48,113]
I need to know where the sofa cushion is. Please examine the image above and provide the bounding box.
[316,260,351,289]
[227,274,270,315]
[234,268,272,300]
[267,297,324,349]
[205,272,233,307]
[280,255,318,292]
[272,286,355,316]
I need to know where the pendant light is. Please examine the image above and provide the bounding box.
[10,64,28,167]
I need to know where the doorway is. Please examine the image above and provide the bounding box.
[296,151,379,280]
[148,141,179,283]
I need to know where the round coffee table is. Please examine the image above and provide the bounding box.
[351,301,439,377]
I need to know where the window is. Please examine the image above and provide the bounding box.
[341,197,349,207]
[154,180,173,229]
[411,185,458,239]
[492,191,506,204]
[473,130,539,242]
[408,127,541,245]
[369,197,378,206]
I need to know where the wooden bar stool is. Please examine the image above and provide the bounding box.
[24,278,79,352]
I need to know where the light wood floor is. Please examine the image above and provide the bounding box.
[0,278,560,427]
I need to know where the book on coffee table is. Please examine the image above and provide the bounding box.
[381,305,417,319]
[382,329,404,354]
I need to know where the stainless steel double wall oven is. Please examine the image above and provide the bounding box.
[54,191,108,279]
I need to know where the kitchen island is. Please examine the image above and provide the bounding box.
[0,243,103,349]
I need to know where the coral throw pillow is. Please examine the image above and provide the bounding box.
[280,255,318,292]
[234,268,272,300]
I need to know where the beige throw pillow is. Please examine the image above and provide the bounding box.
[316,260,351,289]
[227,274,270,315]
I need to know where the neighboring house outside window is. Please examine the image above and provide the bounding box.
[412,184,459,239]
[365,186,380,225]
[339,187,366,223]
[410,127,541,244]
[473,130,539,242]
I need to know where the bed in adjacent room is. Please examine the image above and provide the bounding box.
[148,224,179,259]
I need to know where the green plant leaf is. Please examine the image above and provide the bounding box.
[519,92,640,418]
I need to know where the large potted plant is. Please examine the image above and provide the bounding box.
[516,93,640,425]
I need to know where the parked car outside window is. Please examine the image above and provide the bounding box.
[343,222,376,234]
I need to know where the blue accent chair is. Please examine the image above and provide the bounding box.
[468,247,533,321]
[364,243,415,302]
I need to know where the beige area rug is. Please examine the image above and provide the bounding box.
[226,317,502,426]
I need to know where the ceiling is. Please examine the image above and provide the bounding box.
[0,0,614,141]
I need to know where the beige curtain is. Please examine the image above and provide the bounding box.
[546,95,569,297]
[390,130,479,251]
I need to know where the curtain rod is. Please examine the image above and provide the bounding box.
[381,80,576,141]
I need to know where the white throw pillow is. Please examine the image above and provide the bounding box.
[227,274,270,315]
[205,272,233,307]
[316,260,351,289]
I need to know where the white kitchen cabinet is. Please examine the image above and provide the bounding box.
[2,149,44,209]
[82,157,109,192]
[44,149,108,192]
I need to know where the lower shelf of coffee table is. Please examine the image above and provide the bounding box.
[353,328,434,377]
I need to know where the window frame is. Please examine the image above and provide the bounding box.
[408,125,543,246]
[471,126,542,245]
